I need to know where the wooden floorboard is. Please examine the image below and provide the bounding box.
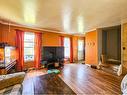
[24,64,123,95]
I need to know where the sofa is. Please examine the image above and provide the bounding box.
[0,72,25,95]
[121,74,127,95]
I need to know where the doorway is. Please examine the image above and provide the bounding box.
[78,39,84,61]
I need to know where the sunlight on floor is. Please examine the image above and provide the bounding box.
[24,69,47,80]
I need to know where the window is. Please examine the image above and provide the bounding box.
[24,32,35,61]
[5,47,11,64]
[64,37,70,58]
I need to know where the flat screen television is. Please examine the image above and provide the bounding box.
[42,46,64,62]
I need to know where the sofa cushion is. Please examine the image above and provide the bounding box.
[0,72,25,90]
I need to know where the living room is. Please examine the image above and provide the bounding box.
[0,0,127,94]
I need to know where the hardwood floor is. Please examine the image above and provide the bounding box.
[23,73,76,94]
[24,64,123,94]
[59,64,123,94]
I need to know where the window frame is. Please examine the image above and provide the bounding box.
[64,37,70,58]
[24,32,35,62]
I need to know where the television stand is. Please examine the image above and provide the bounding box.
[47,62,62,70]
[47,63,55,69]
[41,58,64,69]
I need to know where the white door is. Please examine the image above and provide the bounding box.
[78,40,84,60]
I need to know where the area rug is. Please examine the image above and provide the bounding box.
[22,73,76,94]
[47,69,60,74]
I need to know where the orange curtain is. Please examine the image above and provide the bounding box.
[70,37,73,63]
[34,32,42,69]
[15,29,24,71]
[60,36,64,46]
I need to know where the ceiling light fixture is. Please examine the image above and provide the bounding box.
[23,0,36,25]
[62,1,72,32]
[77,15,84,33]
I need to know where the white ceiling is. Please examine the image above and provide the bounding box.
[0,0,127,34]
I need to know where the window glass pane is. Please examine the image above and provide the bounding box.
[24,55,34,61]
[24,48,34,55]
[24,32,34,42]
[64,37,70,58]
[64,47,70,58]
[24,42,34,47]
[64,38,70,48]
[78,40,84,51]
